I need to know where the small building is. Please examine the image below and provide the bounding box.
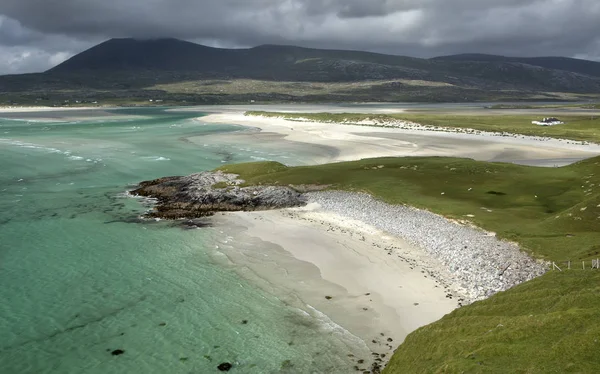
[532,117,564,126]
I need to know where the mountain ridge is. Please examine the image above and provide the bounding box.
[44,37,600,91]
[2,37,599,106]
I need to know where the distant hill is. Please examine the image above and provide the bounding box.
[47,38,600,90]
[433,53,600,78]
[48,38,438,82]
[2,38,600,106]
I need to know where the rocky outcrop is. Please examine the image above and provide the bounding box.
[131,171,307,218]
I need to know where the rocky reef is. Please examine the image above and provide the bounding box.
[131,171,307,218]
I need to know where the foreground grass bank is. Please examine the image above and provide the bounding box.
[384,271,600,374]
[217,156,600,373]
[246,111,600,144]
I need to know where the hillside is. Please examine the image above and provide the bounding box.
[2,38,600,106]
[435,53,600,78]
[48,38,600,90]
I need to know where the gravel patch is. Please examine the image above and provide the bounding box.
[307,191,548,302]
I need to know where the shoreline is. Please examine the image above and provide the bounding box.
[0,106,108,113]
[207,191,546,369]
[209,202,460,370]
[199,112,600,166]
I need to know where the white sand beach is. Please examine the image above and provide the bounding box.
[0,106,103,113]
[210,203,461,365]
[199,112,600,166]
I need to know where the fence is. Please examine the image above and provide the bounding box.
[551,259,600,271]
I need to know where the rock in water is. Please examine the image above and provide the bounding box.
[217,362,233,371]
[131,171,307,219]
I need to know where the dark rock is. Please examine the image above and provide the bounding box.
[242,320,248,324]
[217,362,233,371]
[111,349,125,356]
[132,171,307,219]
[325,296,333,300]
[159,322,167,326]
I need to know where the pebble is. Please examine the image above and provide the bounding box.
[307,191,547,302]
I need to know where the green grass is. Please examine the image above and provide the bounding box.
[246,111,600,143]
[489,103,600,110]
[383,271,600,374]
[217,157,600,373]
[220,157,600,262]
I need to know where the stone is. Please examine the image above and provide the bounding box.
[132,171,307,219]
[217,362,233,371]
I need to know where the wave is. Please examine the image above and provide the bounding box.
[141,156,171,161]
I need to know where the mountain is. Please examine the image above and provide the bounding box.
[47,38,600,90]
[48,38,437,82]
[2,38,600,106]
[433,53,600,78]
[47,38,239,73]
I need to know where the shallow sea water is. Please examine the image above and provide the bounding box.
[0,108,367,373]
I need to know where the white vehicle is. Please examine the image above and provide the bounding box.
[532,117,564,126]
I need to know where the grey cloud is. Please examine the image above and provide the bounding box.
[0,0,599,74]
[0,44,73,74]
[0,15,40,46]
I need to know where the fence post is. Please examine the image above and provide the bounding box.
[583,261,585,270]
[552,262,562,272]
[568,261,571,270]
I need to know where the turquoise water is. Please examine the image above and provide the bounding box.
[0,108,365,373]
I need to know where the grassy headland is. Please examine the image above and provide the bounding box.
[246,111,600,144]
[218,157,600,262]
[217,157,600,373]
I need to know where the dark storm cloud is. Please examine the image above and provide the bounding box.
[0,0,599,74]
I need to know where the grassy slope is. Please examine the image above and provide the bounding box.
[246,111,600,143]
[217,157,600,373]
[385,271,600,374]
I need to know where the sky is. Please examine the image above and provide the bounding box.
[0,0,599,75]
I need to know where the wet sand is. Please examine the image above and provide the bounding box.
[210,203,460,366]
[199,112,600,166]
